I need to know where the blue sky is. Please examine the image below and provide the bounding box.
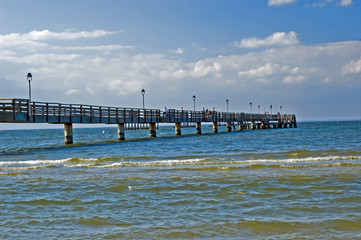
[1,0,361,130]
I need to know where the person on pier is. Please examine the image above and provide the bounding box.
[163,107,168,117]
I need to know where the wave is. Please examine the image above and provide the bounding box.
[1,154,360,173]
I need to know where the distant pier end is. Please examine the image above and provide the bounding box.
[0,98,297,144]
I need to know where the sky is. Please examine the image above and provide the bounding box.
[1,0,361,130]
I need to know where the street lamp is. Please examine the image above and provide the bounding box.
[192,95,196,112]
[280,105,283,115]
[27,73,32,118]
[270,105,272,115]
[27,73,32,101]
[250,102,252,120]
[141,89,145,109]
[258,105,260,115]
[226,99,229,114]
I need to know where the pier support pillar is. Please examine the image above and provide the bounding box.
[226,122,232,132]
[175,122,181,136]
[251,121,255,130]
[149,123,156,138]
[213,122,218,133]
[238,122,243,131]
[64,123,73,144]
[293,115,297,128]
[117,123,125,141]
[196,122,202,135]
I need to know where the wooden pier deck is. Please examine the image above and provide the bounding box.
[0,98,297,144]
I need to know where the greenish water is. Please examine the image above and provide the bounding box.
[1,121,361,239]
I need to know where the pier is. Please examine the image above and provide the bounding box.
[0,98,297,144]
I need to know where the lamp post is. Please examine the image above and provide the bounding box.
[280,105,283,115]
[250,102,252,120]
[258,105,260,115]
[226,99,229,114]
[192,95,196,112]
[141,89,145,109]
[270,105,272,115]
[27,73,32,118]
[27,73,32,101]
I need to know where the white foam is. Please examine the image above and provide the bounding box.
[0,158,72,166]
[240,155,361,164]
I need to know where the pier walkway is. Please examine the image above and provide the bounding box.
[0,98,297,144]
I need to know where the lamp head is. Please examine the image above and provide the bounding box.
[141,89,145,95]
[27,72,32,82]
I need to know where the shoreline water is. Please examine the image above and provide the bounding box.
[1,121,361,239]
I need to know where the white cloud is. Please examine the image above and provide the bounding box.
[339,0,353,6]
[0,30,117,50]
[268,0,297,6]
[27,29,116,40]
[311,0,353,7]
[65,89,79,95]
[53,45,134,51]
[169,48,184,54]
[238,63,289,77]
[235,31,299,49]
[0,53,79,65]
[283,75,306,83]
[342,57,361,74]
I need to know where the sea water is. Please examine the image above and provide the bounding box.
[1,121,360,239]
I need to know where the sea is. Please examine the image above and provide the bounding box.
[1,121,360,239]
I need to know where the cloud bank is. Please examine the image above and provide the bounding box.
[1,29,361,119]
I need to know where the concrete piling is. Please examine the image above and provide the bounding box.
[175,122,181,136]
[149,123,156,138]
[196,122,202,134]
[213,122,218,133]
[64,123,73,144]
[251,121,255,130]
[226,122,232,132]
[118,123,125,141]
[238,122,243,131]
